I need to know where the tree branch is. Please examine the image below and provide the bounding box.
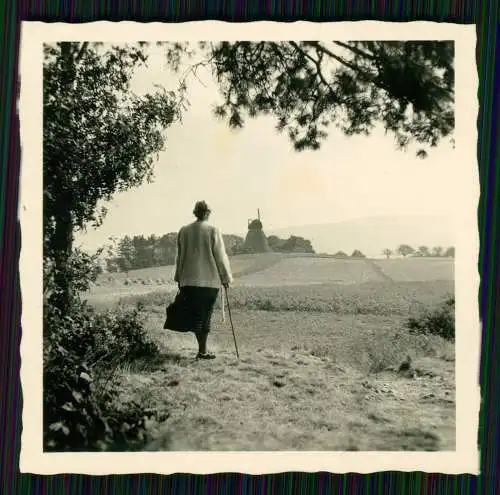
[179,53,214,89]
[288,41,338,99]
[332,41,375,61]
[304,41,376,82]
[262,43,286,74]
[306,41,394,95]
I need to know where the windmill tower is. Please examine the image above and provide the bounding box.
[244,208,272,253]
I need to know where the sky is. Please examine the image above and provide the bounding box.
[74,44,457,252]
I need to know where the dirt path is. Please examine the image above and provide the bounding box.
[366,259,395,283]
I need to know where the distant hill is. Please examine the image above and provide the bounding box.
[268,214,455,258]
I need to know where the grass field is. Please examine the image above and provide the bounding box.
[85,254,455,451]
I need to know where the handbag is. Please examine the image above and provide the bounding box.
[163,290,191,332]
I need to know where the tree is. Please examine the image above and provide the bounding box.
[416,245,430,257]
[223,234,245,255]
[43,42,182,312]
[431,246,444,257]
[281,236,315,254]
[44,41,454,311]
[118,236,135,274]
[151,233,178,266]
[397,244,415,257]
[267,235,286,252]
[382,248,393,259]
[351,249,366,258]
[106,259,120,273]
[134,41,452,156]
[132,235,155,269]
[193,41,454,157]
[333,251,349,259]
[266,234,315,253]
[444,246,455,258]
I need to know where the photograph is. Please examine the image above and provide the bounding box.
[42,37,457,452]
[19,21,479,474]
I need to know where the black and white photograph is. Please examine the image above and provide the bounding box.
[20,22,479,474]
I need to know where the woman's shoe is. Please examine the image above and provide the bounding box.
[196,352,216,360]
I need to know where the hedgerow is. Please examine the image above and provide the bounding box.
[43,253,162,452]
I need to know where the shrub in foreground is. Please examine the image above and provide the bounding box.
[43,297,161,452]
[406,297,455,341]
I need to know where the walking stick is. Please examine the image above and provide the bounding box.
[221,286,226,322]
[224,285,240,359]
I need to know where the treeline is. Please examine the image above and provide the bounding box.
[267,235,315,254]
[104,235,454,273]
[105,234,176,273]
[382,245,455,259]
[104,232,315,272]
[222,234,315,255]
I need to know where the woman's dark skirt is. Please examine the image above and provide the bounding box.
[165,286,219,334]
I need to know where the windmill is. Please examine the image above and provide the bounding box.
[244,208,271,253]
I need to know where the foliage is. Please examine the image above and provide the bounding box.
[412,245,450,258]
[201,41,454,156]
[106,259,120,273]
[43,258,162,452]
[119,41,453,156]
[43,297,161,451]
[43,42,183,311]
[416,246,430,257]
[109,231,240,269]
[351,249,366,258]
[396,244,415,257]
[266,235,283,251]
[223,234,246,255]
[103,231,315,270]
[267,234,315,254]
[43,42,182,237]
[431,246,444,257]
[333,251,349,259]
[281,235,315,254]
[382,248,393,259]
[443,246,455,258]
[104,232,176,270]
[407,297,455,341]
[43,248,103,306]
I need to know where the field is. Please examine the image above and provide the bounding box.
[84,255,455,451]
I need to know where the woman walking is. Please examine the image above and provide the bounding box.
[174,201,233,359]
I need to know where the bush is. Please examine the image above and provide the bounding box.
[406,297,455,341]
[45,297,158,365]
[333,251,349,259]
[43,348,161,451]
[351,249,366,258]
[43,255,162,452]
